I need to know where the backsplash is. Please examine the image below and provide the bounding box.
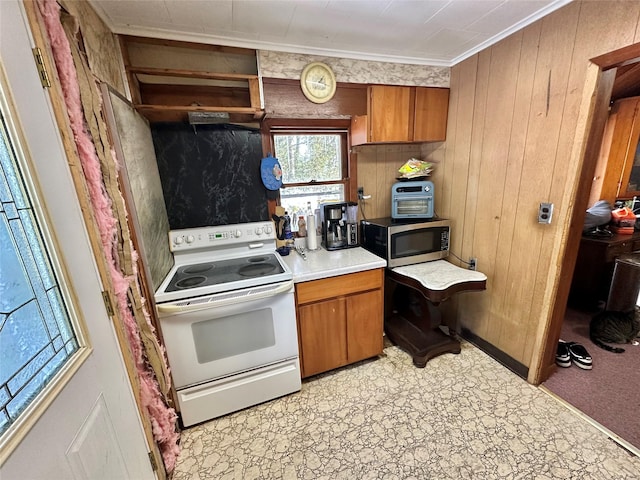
[355,142,446,220]
[151,124,269,229]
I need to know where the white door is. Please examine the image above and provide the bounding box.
[0,1,154,479]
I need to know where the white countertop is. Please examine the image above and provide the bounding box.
[391,260,487,290]
[281,238,386,283]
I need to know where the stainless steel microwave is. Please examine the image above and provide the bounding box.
[360,217,450,268]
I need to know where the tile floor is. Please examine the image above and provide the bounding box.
[173,342,640,479]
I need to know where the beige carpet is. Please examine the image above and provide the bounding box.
[173,342,640,479]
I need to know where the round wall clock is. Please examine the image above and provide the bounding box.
[300,62,337,104]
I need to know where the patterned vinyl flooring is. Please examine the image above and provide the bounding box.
[172,341,640,479]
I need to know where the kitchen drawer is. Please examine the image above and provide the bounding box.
[605,241,633,262]
[296,269,383,305]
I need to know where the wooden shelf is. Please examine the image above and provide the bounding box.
[119,36,264,124]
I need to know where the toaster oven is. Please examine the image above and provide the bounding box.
[391,180,434,219]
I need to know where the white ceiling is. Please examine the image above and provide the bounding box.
[90,0,572,67]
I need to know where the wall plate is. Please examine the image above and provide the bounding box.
[538,202,553,224]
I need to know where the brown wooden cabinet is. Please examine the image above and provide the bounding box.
[350,86,449,145]
[569,231,640,308]
[295,269,384,378]
[590,95,640,204]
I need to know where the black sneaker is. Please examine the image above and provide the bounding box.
[555,341,571,368]
[567,342,592,370]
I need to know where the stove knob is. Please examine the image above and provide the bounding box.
[186,235,195,244]
[254,226,263,235]
[235,229,242,238]
[264,225,273,234]
[174,236,184,245]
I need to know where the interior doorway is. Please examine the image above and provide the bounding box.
[539,42,640,454]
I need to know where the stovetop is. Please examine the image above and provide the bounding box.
[165,253,285,292]
[155,221,292,303]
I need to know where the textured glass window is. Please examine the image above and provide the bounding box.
[0,110,79,436]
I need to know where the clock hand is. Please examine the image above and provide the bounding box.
[308,81,327,89]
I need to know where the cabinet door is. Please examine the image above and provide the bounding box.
[346,289,383,363]
[595,96,640,203]
[413,87,449,142]
[620,100,640,198]
[369,85,412,142]
[298,298,347,377]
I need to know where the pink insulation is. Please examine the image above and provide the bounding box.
[37,0,180,472]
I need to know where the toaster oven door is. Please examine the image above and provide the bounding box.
[392,195,434,218]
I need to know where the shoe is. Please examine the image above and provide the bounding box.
[555,341,571,368]
[567,342,592,370]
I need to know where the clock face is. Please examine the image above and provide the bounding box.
[300,62,336,104]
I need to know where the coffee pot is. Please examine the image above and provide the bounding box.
[321,202,359,250]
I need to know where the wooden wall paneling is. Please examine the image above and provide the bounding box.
[589,112,617,206]
[529,2,640,378]
[354,146,375,219]
[447,58,477,267]
[262,78,367,118]
[458,51,492,338]
[489,24,541,360]
[532,67,616,383]
[555,2,640,207]
[432,74,455,221]
[353,143,424,220]
[466,48,503,341]
[500,4,580,365]
[371,146,384,218]
[419,141,446,217]
[438,57,468,330]
[377,146,395,216]
[446,1,640,377]
[583,2,640,64]
[470,33,524,359]
[496,24,542,363]
[371,146,385,217]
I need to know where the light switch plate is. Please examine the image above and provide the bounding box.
[538,202,553,224]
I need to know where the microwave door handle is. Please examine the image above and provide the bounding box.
[157,280,294,315]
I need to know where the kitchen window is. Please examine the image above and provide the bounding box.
[267,121,353,226]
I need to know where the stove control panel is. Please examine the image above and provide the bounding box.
[169,222,276,252]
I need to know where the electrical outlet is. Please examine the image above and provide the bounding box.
[357,187,364,200]
[469,258,477,271]
[538,202,554,224]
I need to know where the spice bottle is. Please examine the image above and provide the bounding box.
[298,216,307,237]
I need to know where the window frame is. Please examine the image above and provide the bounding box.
[262,119,357,214]
[0,71,91,460]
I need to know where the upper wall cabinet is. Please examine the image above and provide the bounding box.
[591,95,640,205]
[119,36,264,124]
[350,86,449,145]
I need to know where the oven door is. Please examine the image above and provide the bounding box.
[156,280,298,389]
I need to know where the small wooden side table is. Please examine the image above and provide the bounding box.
[385,260,487,367]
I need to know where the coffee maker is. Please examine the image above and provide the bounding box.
[321,202,359,250]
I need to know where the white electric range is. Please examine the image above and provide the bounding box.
[154,221,300,427]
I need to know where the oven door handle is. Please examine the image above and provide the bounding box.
[156,280,294,314]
